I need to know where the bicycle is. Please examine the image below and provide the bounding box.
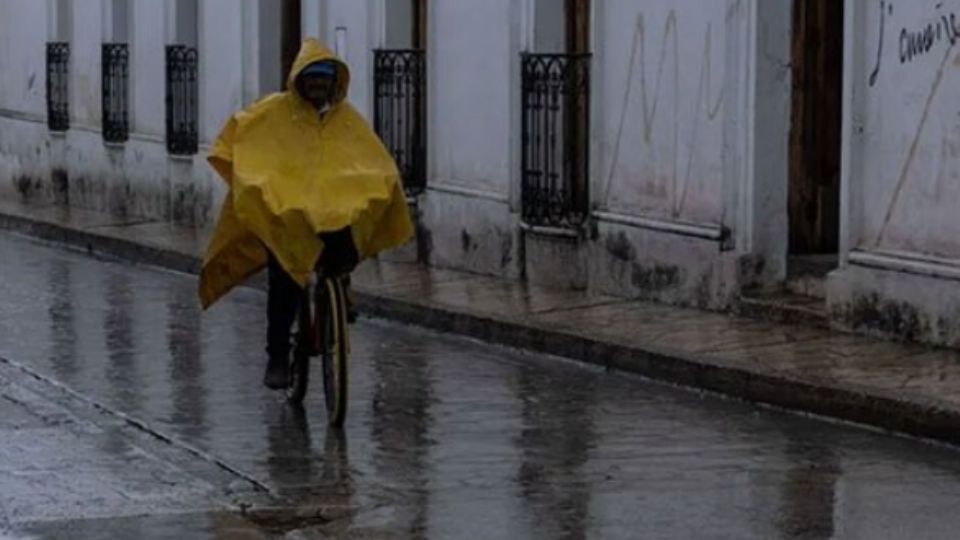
[286,270,351,427]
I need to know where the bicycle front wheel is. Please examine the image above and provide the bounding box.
[321,277,350,427]
[287,348,310,405]
[287,288,314,405]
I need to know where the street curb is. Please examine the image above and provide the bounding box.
[0,211,201,275]
[358,293,960,445]
[3,210,960,447]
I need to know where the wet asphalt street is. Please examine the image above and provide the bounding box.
[4,232,960,539]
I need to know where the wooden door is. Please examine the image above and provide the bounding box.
[281,0,302,86]
[789,0,843,254]
[412,0,427,50]
[565,0,590,214]
[565,0,590,55]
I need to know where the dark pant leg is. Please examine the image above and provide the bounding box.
[266,254,303,360]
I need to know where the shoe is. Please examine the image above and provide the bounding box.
[263,355,290,390]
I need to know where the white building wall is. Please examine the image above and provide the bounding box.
[301,0,323,39]
[5,0,960,345]
[430,0,515,197]
[69,0,103,128]
[130,0,168,136]
[383,0,414,49]
[0,0,247,225]
[853,0,960,257]
[413,0,525,278]
[0,0,52,203]
[828,0,960,346]
[746,0,792,285]
[324,0,377,118]
[200,0,244,144]
[0,0,48,118]
[257,0,282,93]
[595,0,726,226]
[533,0,565,53]
[578,0,772,307]
[0,0,768,305]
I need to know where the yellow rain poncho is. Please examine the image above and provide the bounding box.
[199,39,413,309]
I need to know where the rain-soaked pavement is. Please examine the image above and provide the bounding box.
[5,233,960,539]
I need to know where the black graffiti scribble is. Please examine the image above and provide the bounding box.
[869,2,960,85]
[900,9,960,64]
[870,1,894,86]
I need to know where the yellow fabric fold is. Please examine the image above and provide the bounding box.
[199,39,413,309]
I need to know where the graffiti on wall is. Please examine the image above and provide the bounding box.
[868,1,960,248]
[602,6,728,221]
[870,1,960,86]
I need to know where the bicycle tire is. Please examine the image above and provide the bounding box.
[287,287,314,404]
[286,348,310,404]
[321,277,350,427]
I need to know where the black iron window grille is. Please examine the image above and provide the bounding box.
[46,42,70,132]
[102,43,129,143]
[520,53,591,228]
[165,45,198,155]
[374,49,427,196]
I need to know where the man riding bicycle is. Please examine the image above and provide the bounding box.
[198,39,413,389]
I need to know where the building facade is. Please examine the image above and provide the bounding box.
[1,0,959,347]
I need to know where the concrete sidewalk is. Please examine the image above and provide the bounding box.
[0,348,263,537]
[4,198,960,445]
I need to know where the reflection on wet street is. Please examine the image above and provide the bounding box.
[5,232,960,539]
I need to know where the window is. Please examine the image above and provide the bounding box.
[55,0,72,42]
[102,43,129,142]
[281,0,302,88]
[257,0,281,93]
[102,0,130,142]
[109,0,130,42]
[47,0,72,132]
[374,0,427,196]
[520,0,591,228]
[165,45,198,155]
[174,0,198,47]
[166,0,198,154]
[788,1,843,259]
[47,42,70,132]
